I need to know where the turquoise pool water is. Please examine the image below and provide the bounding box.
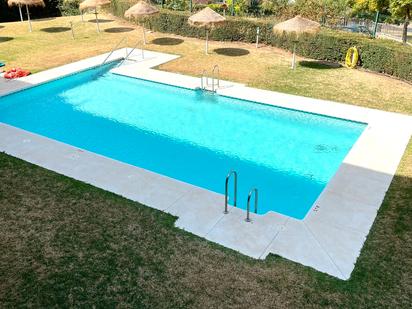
[0,65,366,219]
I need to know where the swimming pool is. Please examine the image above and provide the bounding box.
[0,64,366,219]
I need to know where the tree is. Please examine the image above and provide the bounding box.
[349,0,389,13]
[293,0,350,25]
[390,0,412,43]
[261,0,291,17]
[323,0,352,24]
[293,0,324,21]
[349,0,411,43]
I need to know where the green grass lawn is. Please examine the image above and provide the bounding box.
[1,15,411,114]
[0,145,411,307]
[0,14,412,308]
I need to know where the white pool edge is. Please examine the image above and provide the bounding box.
[1,49,411,280]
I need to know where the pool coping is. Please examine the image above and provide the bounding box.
[1,49,411,280]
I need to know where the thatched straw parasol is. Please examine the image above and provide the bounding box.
[188,7,225,55]
[273,15,321,69]
[8,0,44,32]
[125,1,159,45]
[79,0,111,33]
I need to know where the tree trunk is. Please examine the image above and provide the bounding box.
[402,8,410,44]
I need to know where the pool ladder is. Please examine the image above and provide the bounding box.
[100,36,145,67]
[245,188,258,223]
[200,65,220,92]
[224,170,258,222]
[224,170,238,214]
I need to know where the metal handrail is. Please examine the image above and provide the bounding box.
[101,36,128,66]
[200,70,208,90]
[245,188,258,222]
[211,64,220,92]
[224,170,238,214]
[200,66,219,91]
[118,39,145,67]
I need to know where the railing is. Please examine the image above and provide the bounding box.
[200,70,208,90]
[224,170,238,214]
[211,65,220,92]
[101,36,128,66]
[200,65,220,92]
[118,39,145,67]
[245,188,258,223]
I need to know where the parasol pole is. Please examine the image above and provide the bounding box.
[26,5,32,32]
[142,24,146,45]
[18,4,23,22]
[205,28,209,55]
[94,9,100,33]
[70,21,75,39]
[291,42,296,69]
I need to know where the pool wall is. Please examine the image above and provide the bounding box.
[1,49,411,280]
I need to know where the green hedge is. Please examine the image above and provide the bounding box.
[58,0,81,16]
[111,4,412,82]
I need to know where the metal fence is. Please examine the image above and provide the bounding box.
[334,17,411,44]
[377,23,412,38]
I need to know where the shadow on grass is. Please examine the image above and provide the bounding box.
[40,27,71,33]
[88,19,114,23]
[299,60,342,70]
[104,27,135,33]
[152,37,184,46]
[0,37,13,43]
[213,48,250,57]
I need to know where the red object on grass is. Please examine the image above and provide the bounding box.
[4,68,31,79]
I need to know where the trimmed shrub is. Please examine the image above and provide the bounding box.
[111,6,412,82]
[58,0,81,16]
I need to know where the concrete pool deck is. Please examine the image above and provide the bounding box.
[0,49,411,280]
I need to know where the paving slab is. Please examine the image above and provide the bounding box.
[305,219,367,279]
[206,210,288,259]
[112,66,243,91]
[325,163,392,208]
[0,123,192,212]
[263,219,344,279]
[168,187,227,237]
[305,189,378,235]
